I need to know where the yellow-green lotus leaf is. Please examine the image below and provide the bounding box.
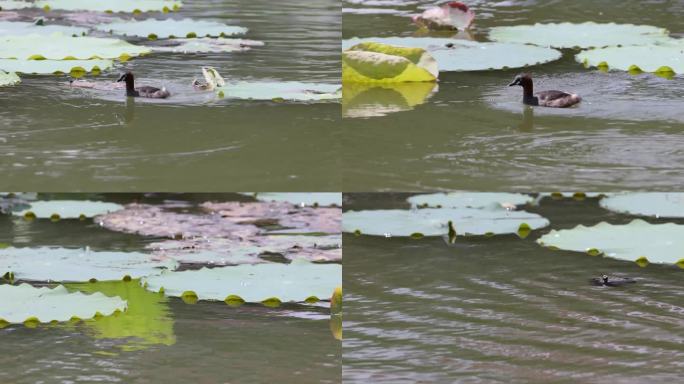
[343,42,437,83]
[66,280,175,351]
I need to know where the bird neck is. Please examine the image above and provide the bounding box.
[125,77,136,96]
[522,82,533,98]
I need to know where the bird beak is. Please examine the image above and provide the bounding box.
[508,80,518,87]
[116,74,126,82]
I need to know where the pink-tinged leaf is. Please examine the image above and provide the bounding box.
[412,1,474,31]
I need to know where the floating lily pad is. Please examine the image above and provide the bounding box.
[141,259,342,304]
[201,201,341,234]
[489,22,672,49]
[0,1,33,10]
[251,193,341,207]
[342,207,549,237]
[0,33,150,60]
[407,193,534,209]
[342,37,561,71]
[12,200,123,219]
[599,193,684,218]
[0,21,88,36]
[146,37,264,53]
[0,283,126,325]
[342,81,437,118]
[35,0,182,13]
[343,42,438,83]
[96,18,246,39]
[66,280,175,350]
[576,40,684,74]
[537,219,684,265]
[213,81,340,101]
[0,21,87,36]
[0,246,177,282]
[0,69,19,86]
[0,58,112,74]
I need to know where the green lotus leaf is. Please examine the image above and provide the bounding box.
[66,280,175,350]
[95,18,246,39]
[537,219,684,265]
[0,58,112,74]
[0,21,88,36]
[141,259,342,304]
[407,193,534,209]
[342,81,437,118]
[342,206,549,237]
[576,40,684,74]
[250,193,341,207]
[599,193,684,218]
[146,37,264,53]
[0,1,33,10]
[0,283,126,324]
[212,81,340,101]
[35,0,182,12]
[146,234,341,264]
[0,70,20,86]
[489,22,672,49]
[343,42,438,83]
[0,246,177,282]
[342,37,561,71]
[12,200,123,219]
[0,33,150,60]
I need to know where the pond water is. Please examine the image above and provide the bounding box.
[0,194,341,383]
[343,193,684,383]
[342,0,684,191]
[0,0,341,191]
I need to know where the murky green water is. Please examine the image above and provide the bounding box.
[343,193,684,383]
[0,0,341,191]
[342,1,684,191]
[0,194,341,383]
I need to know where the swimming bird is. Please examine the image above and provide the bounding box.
[116,72,170,98]
[508,74,581,108]
[590,274,636,287]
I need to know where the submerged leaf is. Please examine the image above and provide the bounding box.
[489,22,671,49]
[343,42,438,83]
[0,246,177,282]
[250,193,341,207]
[11,200,122,219]
[407,192,534,209]
[342,207,549,237]
[0,283,126,324]
[35,0,182,13]
[0,69,20,86]
[66,280,175,350]
[95,18,247,39]
[342,37,561,72]
[0,33,150,60]
[141,260,342,304]
[599,193,684,218]
[537,219,684,265]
